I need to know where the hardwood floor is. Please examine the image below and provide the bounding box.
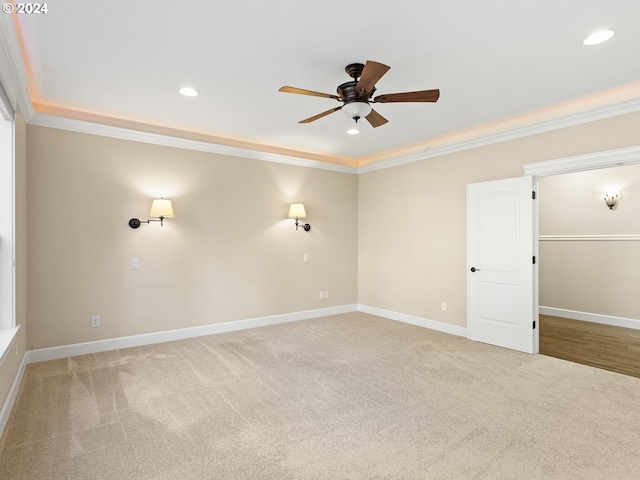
[539,314,640,378]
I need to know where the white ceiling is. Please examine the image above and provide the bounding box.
[9,0,640,166]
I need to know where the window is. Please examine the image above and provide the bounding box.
[0,83,16,360]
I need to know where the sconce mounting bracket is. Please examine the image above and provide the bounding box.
[293,218,311,231]
[129,218,141,229]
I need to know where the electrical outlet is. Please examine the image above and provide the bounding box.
[91,315,101,327]
[324,291,329,299]
[441,302,447,312]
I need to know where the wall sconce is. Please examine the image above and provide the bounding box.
[604,192,619,210]
[129,198,174,228]
[288,203,311,231]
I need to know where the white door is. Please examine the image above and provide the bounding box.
[467,176,538,353]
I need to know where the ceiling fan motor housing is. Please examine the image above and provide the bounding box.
[338,65,374,122]
[337,81,372,103]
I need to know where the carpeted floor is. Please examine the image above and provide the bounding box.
[1,312,640,479]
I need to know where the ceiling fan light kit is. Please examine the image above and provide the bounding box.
[279,60,440,129]
[342,102,371,122]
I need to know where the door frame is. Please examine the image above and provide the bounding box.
[467,145,640,354]
[527,146,640,349]
[522,145,640,178]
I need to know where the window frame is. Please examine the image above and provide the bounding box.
[0,84,18,364]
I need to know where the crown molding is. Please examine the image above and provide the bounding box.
[4,13,640,174]
[33,94,640,176]
[358,97,640,173]
[28,100,640,176]
[29,112,358,174]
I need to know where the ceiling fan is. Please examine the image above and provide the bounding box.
[279,60,440,128]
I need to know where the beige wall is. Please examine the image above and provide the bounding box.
[0,113,27,410]
[358,111,640,328]
[539,163,640,319]
[3,108,640,410]
[26,126,357,349]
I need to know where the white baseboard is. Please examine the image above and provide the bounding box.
[26,304,358,364]
[357,304,468,337]
[539,306,640,330]
[1,305,358,440]
[4,302,463,438]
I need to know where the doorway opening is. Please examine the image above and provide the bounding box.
[528,148,640,376]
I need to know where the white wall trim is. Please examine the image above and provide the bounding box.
[0,326,19,367]
[357,304,467,337]
[6,46,640,176]
[0,352,28,441]
[3,9,640,174]
[28,113,358,174]
[2,304,463,438]
[3,302,466,438]
[523,144,640,177]
[359,98,640,174]
[25,305,358,364]
[539,234,640,241]
[2,306,358,439]
[27,99,640,176]
[540,306,640,331]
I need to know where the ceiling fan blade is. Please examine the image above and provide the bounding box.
[365,108,388,128]
[279,86,339,100]
[299,107,342,124]
[355,61,390,95]
[374,89,440,103]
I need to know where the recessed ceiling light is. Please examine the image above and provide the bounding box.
[347,128,360,135]
[583,30,615,46]
[179,87,198,97]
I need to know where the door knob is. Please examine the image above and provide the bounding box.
[470,267,480,272]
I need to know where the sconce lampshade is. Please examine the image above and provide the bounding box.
[288,203,307,219]
[150,198,174,218]
[288,203,310,231]
[129,197,174,229]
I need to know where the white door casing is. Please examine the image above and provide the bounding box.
[467,176,538,353]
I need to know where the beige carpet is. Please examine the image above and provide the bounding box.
[1,312,640,479]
